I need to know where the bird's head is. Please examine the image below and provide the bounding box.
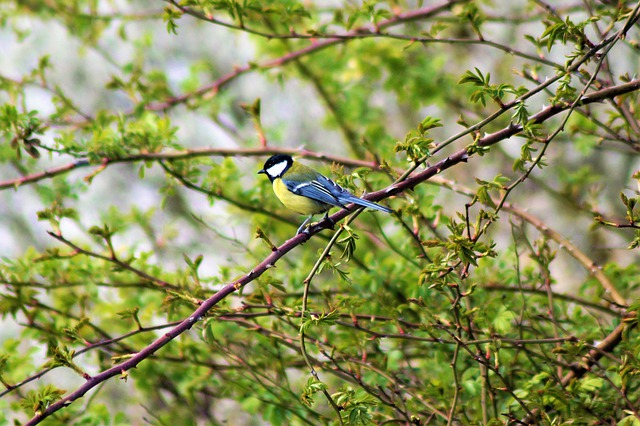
[258,154,293,182]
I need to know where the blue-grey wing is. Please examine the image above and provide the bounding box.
[283,175,349,209]
[283,174,392,213]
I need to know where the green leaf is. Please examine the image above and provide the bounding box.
[459,67,488,87]
[20,385,66,415]
[492,306,516,334]
[618,415,640,426]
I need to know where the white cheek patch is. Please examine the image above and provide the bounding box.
[266,161,288,177]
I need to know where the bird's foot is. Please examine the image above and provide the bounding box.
[322,213,335,229]
[296,226,311,235]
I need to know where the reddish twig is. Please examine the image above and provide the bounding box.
[0,148,380,192]
[144,0,466,113]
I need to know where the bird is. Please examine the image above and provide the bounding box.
[258,154,392,234]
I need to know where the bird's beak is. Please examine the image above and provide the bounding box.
[257,169,265,175]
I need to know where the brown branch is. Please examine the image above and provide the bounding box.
[506,207,627,307]
[144,0,465,114]
[522,321,629,424]
[165,0,467,40]
[46,232,178,290]
[0,159,90,191]
[0,148,379,192]
[1,321,179,398]
[430,171,634,311]
[483,284,623,316]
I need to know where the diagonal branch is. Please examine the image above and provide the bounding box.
[143,0,466,114]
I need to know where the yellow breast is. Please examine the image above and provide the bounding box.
[273,179,329,215]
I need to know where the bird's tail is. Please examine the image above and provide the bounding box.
[344,196,392,213]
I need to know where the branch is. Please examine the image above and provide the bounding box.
[133,0,468,114]
[164,0,467,40]
[0,159,90,191]
[0,321,179,398]
[522,321,628,424]
[0,148,379,192]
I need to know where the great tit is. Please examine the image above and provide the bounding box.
[258,154,392,234]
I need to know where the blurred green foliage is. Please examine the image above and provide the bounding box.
[1,0,640,425]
